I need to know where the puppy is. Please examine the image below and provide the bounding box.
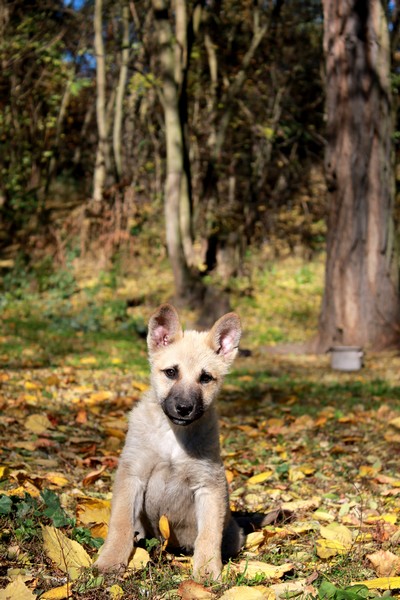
[95,303,243,580]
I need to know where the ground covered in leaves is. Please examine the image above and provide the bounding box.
[1,257,400,599]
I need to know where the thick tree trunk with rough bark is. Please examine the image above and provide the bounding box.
[316,0,400,351]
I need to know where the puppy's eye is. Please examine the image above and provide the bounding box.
[199,372,214,384]
[163,367,178,380]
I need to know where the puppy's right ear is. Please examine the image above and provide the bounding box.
[147,304,183,353]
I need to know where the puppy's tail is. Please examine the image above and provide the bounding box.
[233,507,291,535]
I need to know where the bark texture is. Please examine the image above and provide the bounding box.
[152,0,193,299]
[93,0,108,202]
[113,1,130,180]
[317,0,400,351]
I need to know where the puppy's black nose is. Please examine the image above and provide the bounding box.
[176,403,193,417]
[162,390,204,424]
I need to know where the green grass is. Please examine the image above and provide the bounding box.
[0,252,325,368]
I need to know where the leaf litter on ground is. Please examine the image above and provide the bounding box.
[1,290,400,597]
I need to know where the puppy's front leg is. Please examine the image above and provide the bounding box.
[193,488,226,580]
[95,461,144,571]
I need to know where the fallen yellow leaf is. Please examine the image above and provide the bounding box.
[90,522,108,539]
[109,584,124,599]
[219,585,274,599]
[42,525,92,580]
[270,578,313,598]
[320,522,352,546]
[159,514,170,540]
[1,483,41,498]
[316,538,349,559]
[23,394,38,405]
[132,380,148,392]
[389,417,400,429]
[384,431,400,444]
[290,522,318,534]
[245,531,266,550]
[24,380,41,391]
[313,510,335,522]
[281,497,321,512]
[365,513,397,525]
[40,582,73,599]
[0,576,35,600]
[104,427,126,440]
[45,472,70,487]
[76,497,111,528]
[225,469,234,484]
[25,414,53,434]
[0,465,9,479]
[79,356,97,365]
[356,532,373,542]
[299,464,316,476]
[10,441,37,451]
[126,547,150,571]
[351,577,400,590]
[230,560,294,579]
[86,390,113,404]
[288,467,305,482]
[359,465,380,477]
[247,471,273,485]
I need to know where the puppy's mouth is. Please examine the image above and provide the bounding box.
[168,416,197,426]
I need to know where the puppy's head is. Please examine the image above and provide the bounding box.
[147,304,241,426]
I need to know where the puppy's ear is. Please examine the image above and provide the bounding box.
[207,312,241,363]
[147,304,183,352]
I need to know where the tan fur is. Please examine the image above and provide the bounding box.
[94,304,243,580]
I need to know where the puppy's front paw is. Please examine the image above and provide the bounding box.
[94,549,129,572]
[193,552,222,581]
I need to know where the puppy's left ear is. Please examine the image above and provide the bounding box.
[207,312,241,363]
[147,304,183,353]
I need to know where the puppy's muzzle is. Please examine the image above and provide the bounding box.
[162,389,204,426]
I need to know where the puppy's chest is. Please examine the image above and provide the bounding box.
[146,432,198,496]
[153,428,191,462]
[148,429,214,485]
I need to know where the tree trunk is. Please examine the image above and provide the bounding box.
[152,0,194,300]
[93,0,108,202]
[316,0,400,351]
[174,0,195,266]
[113,1,130,180]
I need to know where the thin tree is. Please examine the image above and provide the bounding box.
[93,0,109,202]
[151,0,198,300]
[113,0,130,180]
[316,0,400,350]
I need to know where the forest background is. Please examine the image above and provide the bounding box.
[1,0,399,350]
[2,1,400,599]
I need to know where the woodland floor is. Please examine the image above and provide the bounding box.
[1,255,400,599]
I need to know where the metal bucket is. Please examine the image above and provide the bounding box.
[330,346,364,371]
